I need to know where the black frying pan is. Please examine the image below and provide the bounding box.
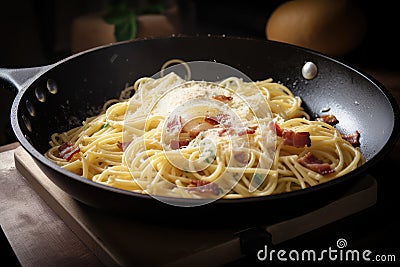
[2,36,400,224]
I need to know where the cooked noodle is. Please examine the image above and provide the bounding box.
[45,61,365,199]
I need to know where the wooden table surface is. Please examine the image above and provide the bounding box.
[0,146,104,267]
[1,65,399,266]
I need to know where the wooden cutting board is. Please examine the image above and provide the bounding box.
[13,146,377,267]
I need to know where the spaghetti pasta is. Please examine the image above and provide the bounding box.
[45,62,365,200]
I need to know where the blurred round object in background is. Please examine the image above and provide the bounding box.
[265,0,367,57]
[71,12,115,54]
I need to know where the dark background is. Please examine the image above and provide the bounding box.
[1,1,399,266]
[1,0,399,146]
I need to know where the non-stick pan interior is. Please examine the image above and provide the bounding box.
[10,36,400,222]
[14,36,398,163]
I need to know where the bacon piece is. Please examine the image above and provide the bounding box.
[218,128,228,137]
[212,95,233,103]
[204,116,219,125]
[188,180,210,187]
[185,113,246,138]
[170,139,190,150]
[315,114,339,126]
[117,141,123,151]
[188,130,201,139]
[234,151,249,165]
[341,130,360,147]
[187,180,220,196]
[217,128,236,136]
[166,115,182,133]
[58,142,80,161]
[58,142,71,153]
[298,152,334,175]
[117,141,131,151]
[270,122,283,137]
[218,127,255,137]
[238,128,256,136]
[182,117,215,138]
[269,122,310,147]
[205,114,231,127]
[282,131,311,148]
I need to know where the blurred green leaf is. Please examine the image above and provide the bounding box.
[102,1,165,41]
[114,13,137,41]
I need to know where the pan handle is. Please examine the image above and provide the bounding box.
[0,65,52,94]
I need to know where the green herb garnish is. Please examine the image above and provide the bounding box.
[252,173,263,186]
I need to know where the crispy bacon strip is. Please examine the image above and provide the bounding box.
[58,142,80,161]
[170,139,190,150]
[212,95,233,103]
[238,128,256,136]
[234,151,250,164]
[315,114,339,125]
[341,130,360,147]
[282,131,311,148]
[181,114,234,138]
[270,122,283,137]
[298,152,334,175]
[166,115,182,133]
[204,116,219,125]
[218,127,256,137]
[205,114,231,127]
[182,117,216,138]
[218,128,229,137]
[270,122,311,147]
[209,113,256,137]
[187,180,220,195]
[117,141,131,151]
